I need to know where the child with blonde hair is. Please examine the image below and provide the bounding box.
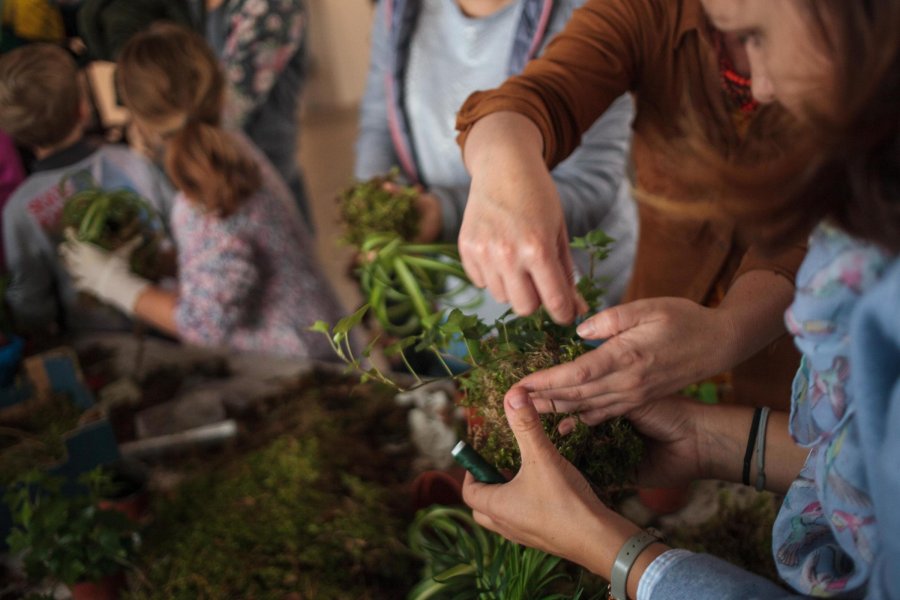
[62,23,342,359]
[0,43,174,334]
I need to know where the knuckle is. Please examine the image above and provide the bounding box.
[571,363,594,385]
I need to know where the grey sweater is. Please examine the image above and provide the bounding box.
[355,0,637,304]
[2,141,175,333]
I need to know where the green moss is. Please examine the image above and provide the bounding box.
[339,170,420,246]
[459,334,644,501]
[125,371,419,599]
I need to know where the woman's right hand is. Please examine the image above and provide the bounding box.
[459,112,586,324]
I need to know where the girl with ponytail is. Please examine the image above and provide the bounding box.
[61,22,343,360]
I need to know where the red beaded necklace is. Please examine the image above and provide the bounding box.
[715,33,759,115]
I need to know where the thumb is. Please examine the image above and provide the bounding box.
[505,387,555,463]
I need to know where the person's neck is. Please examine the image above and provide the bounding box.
[456,0,516,18]
[206,0,225,10]
[33,125,84,161]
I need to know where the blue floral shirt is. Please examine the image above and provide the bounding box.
[640,224,898,599]
[773,224,889,595]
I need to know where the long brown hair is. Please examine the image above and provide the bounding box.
[117,22,261,216]
[682,1,900,253]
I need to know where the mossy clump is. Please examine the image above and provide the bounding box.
[339,169,420,246]
[125,370,419,600]
[460,332,644,502]
[666,489,779,581]
[126,436,415,600]
[61,187,165,279]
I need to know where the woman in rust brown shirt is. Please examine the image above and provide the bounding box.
[454,0,803,419]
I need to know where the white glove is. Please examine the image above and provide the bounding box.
[60,230,151,315]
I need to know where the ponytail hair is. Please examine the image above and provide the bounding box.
[117,22,260,216]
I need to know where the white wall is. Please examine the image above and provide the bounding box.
[305,0,375,111]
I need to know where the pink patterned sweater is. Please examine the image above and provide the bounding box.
[171,184,341,360]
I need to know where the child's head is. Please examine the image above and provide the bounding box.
[0,44,84,151]
[117,22,260,216]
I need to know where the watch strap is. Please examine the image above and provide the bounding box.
[610,530,658,600]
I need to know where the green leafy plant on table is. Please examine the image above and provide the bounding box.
[313,228,645,499]
[4,468,138,592]
[408,505,608,600]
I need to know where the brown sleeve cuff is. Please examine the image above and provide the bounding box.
[455,87,564,168]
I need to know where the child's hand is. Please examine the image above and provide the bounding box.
[59,230,149,315]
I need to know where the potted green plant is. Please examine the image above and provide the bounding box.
[4,468,138,600]
[61,186,167,281]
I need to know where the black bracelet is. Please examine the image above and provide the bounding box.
[742,407,763,486]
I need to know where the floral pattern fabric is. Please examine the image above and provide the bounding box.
[773,224,890,596]
[171,183,340,360]
[220,0,306,130]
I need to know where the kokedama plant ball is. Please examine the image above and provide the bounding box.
[460,334,645,503]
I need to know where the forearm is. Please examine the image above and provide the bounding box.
[133,287,179,337]
[717,270,794,365]
[699,403,807,494]
[462,112,546,180]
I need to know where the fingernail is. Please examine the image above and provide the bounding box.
[576,321,593,337]
[508,392,528,410]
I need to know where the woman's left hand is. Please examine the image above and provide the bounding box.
[462,387,637,571]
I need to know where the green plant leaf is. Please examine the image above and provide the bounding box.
[333,305,370,335]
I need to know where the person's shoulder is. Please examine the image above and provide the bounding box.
[2,170,65,218]
[94,143,152,166]
[558,0,687,38]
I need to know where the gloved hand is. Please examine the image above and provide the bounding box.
[59,230,150,315]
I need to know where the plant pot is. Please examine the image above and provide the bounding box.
[70,572,125,600]
[410,467,465,511]
[637,486,690,515]
[98,460,149,523]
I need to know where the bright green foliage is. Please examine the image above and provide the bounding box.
[61,186,165,279]
[408,506,608,600]
[4,468,138,586]
[339,169,421,245]
[356,233,469,337]
[681,381,721,404]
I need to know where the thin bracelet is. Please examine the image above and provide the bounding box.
[755,407,771,491]
[610,530,658,600]
[742,407,763,486]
